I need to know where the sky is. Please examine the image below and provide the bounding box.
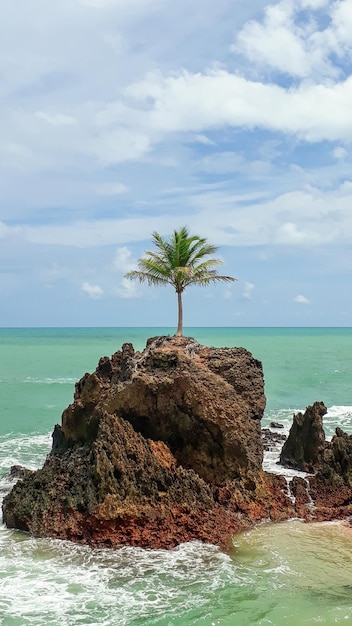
[1,0,352,328]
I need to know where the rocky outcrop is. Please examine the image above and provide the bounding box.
[8,465,34,480]
[320,427,352,487]
[5,335,351,548]
[3,336,294,549]
[61,337,266,484]
[304,428,352,521]
[280,409,352,523]
[279,402,327,472]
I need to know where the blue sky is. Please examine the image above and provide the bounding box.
[1,0,351,328]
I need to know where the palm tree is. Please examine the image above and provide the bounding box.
[125,226,236,336]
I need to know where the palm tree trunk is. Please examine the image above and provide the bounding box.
[175,290,183,336]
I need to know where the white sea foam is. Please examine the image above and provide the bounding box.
[0,534,245,626]
[262,409,302,479]
[23,376,78,385]
[0,432,51,473]
[325,406,352,438]
[0,376,77,384]
[262,455,309,481]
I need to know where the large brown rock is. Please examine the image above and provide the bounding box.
[61,336,266,485]
[2,336,294,548]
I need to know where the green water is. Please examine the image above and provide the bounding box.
[0,326,351,436]
[1,327,352,625]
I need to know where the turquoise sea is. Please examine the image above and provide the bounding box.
[1,327,352,625]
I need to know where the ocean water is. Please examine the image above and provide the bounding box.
[1,327,352,625]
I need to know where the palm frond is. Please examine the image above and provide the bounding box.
[125,229,235,286]
[139,252,170,275]
[151,232,175,266]
[190,258,224,272]
[187,241,219,266]
[188,273,236,287]
[124,271,170,287]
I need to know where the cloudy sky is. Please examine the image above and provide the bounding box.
[1,0,351,327]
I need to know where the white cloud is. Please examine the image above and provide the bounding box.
[300,0,329,8]
[0,178,344,249]
[81,281,104,299]
[40,263,69,287]
[112,246,142,299]
[116,277,141,299]
[35,112,77,126]
[90,128,152,165]
[0,220,23,243]
[121,69,352,144]
[275,221,334,245]
[233,0,352,80]
[1,0,352,192]
[198,152,244,174]
[97,182,129,196]
[77,0,111,6]
[0,221,13,239]
[243,282,255,299]
[112,246,136,273]
[331,0,352,48]
[77,0,164,11]
[197,151,272,176]
[193,134,215,145]
[294,294,310,304]
[333,146,348,159]
[235,2,312,78]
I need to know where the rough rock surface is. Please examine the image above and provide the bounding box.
[8,465,34,480]
[60,335,266,485]
[279,402,327,472]
[320,427,352,487]
[305,428,352,522]
[281,409,352,523]
[2,335,294,548]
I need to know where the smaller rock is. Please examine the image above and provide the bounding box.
[279,402,327,473]
[270,422,284,429]
[262,429,286,452]
[8,465,33,480]
[319,428,352,487]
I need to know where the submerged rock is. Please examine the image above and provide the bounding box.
[2,335,294,548]
[262,428,286,452]
[8,465,34,481]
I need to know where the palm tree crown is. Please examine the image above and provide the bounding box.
[125,226,236,336]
